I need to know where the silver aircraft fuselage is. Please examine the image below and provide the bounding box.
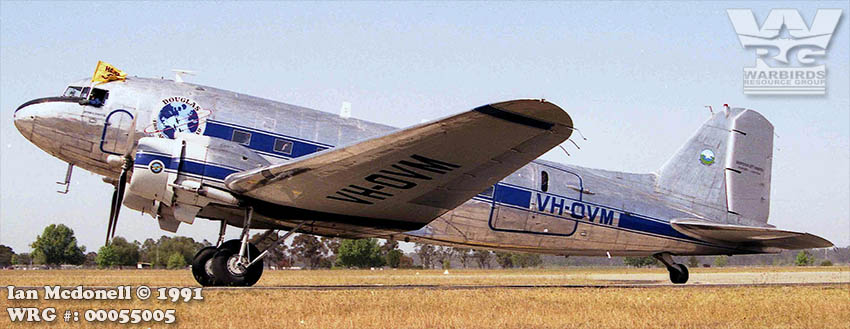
[14,77,758,257]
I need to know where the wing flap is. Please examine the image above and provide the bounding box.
[226,99,573,227]
[671,219,833,250]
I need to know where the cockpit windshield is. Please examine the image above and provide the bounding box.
[62,85,91,99]
[63,86,84,97]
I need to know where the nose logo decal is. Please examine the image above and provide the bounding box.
[700,149,716,166]
[149,160,165,174]
[145,97,211,139]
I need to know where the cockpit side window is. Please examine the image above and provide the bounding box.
[63,86,84,97]
[81,87,91,99]
[541,170,549,192]
[88,88,109,107]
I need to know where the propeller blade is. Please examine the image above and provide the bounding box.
[105,155,132,244]
[106,187,118,245]
[110,168,129,240]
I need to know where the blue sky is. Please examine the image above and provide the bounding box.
[1,1,848,253]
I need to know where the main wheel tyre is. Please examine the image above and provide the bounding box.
[191,247,220,286]
[669,263,689,284]
[211,239,263,287]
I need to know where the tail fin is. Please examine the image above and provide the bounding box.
[657,107,773,226]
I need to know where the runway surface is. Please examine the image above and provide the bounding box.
[11,282,846,292]
[206,270,849,290]
[203,281,848,290]
[8,269,847,291]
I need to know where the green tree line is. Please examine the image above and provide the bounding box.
[2,224,848,269]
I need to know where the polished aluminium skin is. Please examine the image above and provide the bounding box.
[14,76,832,285]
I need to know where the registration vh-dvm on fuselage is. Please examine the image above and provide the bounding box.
[12,62,832,286]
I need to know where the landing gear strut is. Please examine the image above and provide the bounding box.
[190,208,304,287]
[653,252,689,284]
[211,238,263,286]
[190,209,263,287]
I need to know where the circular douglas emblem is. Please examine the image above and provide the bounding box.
[145,97,211,139]
[700,149,716,166]
[149,160,165,174]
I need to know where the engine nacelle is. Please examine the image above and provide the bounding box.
[125,133,270,231]
[129,137,179,205]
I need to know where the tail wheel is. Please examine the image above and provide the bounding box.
[669,264,689,284]
[211,239,264,287]
[191,247,220,286]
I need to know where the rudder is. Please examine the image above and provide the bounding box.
[657,107,773,225]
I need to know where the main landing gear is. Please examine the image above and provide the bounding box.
[191,207,303,287]
[653,252,689,284]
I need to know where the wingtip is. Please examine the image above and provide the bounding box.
[805,233,834,249]
[489,99,573,129]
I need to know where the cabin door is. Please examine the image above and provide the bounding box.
[100,109,135,155]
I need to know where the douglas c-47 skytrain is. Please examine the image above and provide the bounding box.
[13,62,832,286]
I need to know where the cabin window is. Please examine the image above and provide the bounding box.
[63,86,84,97]
[81,87,91,98]
[231,130,252,145]
[541,171,549,192]
[88,88,109,107]
[273,138,294,155]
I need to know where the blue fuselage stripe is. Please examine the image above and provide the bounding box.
[618,213,692,240]
[135,152,238,181]
[489,183,700,243]
[135,153,169,166]
[204,121,330,159]
[494,184,532,208]
[151,120,702,246]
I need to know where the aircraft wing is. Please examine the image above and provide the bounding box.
[670,219,833,251]
[225,99,573,229]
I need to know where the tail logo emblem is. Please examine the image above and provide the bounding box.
[700,149,716,166]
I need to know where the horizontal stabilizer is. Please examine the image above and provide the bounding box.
[225,99,574,228]
[671,219,833,250]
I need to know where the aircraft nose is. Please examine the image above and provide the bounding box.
[13,102,35,138]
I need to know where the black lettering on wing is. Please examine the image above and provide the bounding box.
[341,185,393,200]
[327,192,374,205]
[380,164,432,180]
[365,174,417,189]
[398,154,461,174]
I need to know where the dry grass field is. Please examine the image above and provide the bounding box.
[1,267,848,328]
